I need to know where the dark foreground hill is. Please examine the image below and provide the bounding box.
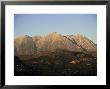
[14,50,97,76]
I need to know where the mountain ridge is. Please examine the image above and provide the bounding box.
[14,32,97,56]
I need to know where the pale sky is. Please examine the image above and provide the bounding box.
[14,14,97,43]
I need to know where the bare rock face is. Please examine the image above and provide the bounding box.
[36,32,81,52]
[14,35,37,55]
[32,36,42,45]
[65,34,97,52]
[14,33,97,56]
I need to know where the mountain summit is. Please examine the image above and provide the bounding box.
[36,32,81,52]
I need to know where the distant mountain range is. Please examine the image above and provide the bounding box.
[14,32,97,56]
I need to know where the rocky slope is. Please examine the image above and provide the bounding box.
[65,34,96,52]
[32,36,42,46]
[36,32,81,52]
[14,35,37,55]
[14,32,97,56]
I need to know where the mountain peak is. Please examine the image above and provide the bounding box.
[49,32,60,36]
[15,35,31,40]
[46,32,62,40]
[75,34,85,37]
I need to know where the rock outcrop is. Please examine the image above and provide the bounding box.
[65,34,96,52]
[14,35,37,55]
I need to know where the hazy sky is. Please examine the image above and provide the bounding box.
[14,14,97,43]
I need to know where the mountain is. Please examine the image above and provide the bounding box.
[36,32,81,52]
[14,35,37,55]
[65,34,96,52]
[14,32,97,76]
[14,32,97,56]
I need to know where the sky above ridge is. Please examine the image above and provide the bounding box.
[14,14,97,43]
